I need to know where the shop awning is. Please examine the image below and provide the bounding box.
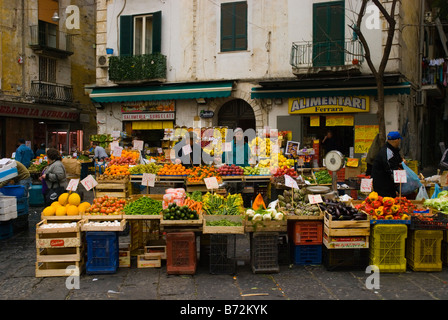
[132,121,174,130]
[251,82,412,99]
[90,81,234,103]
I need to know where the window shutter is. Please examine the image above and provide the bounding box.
[120,15,133,57]
[234,1,247,50]
[221,1,247,52]
[152,11,162,53]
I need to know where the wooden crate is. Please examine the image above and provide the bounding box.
[244,218,287,233]
[95,182,129,198]
[82,213,123,220]
[323,233,369,249]
[37,246,85,263]
[40,214,83,221]
[137,255,162,268]
[80,218,127,232]
[202,215,245,234]
[160,213,203,232]
[36,221,82,248]
[323,211,370,237]
[144,245,167,260]
[35,259,85,278]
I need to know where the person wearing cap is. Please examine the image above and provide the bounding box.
[222,127,251,167]
[371,131,404,197]
[15,138,34,168]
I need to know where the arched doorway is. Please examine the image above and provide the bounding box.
[217,99,256,131]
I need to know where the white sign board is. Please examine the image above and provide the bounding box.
[393,170,407,183]
[66,179,79,192]
[204,177,219,190]
[81,175,98,191]
[284,175,299,189]
[308,194,323,204]
[113,146,123,157]
[133,140,144,151]
[182,144,192,155]
[360,178,373,193]
[142,173,156,187]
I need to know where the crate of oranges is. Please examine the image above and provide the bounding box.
[98,165,130,183]
[186,166,222,184]
[157,163,192,178]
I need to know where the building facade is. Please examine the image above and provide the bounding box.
[0,0,96,158]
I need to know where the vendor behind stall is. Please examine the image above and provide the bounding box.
[0,160,32,196]
[93,142,108,161]
[221,127,251,167]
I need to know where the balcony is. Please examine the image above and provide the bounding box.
[29,81,74,106]
[108,53,167,84]
[290,39,364,76]
[29,25,74,58]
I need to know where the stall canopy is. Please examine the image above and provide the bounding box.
[250,75,412,99]
[90,81,234,103]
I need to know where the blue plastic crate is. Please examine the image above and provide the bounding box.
[293,245,322,265]
[0,220,14,240]
[16,197,28,211]
[0,185,25,198]
[370,219,411,225]
[86,231,119,274]
[29,185,44,207]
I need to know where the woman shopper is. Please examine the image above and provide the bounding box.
[39,148,68,205]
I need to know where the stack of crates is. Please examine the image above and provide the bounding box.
[0,196,17,240]
[290,221,323,265]
[86,231,119,274]
[209,234,237,275]
[250,232,279,273]
[406,230,443,272]
[369,224,407,273]
[166,232,197,275]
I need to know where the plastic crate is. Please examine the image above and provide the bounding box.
[278,234,291,265]
[251,232,279,273]
[292,221,323,245]
[166,232,196,275]
[86,231,119,274]
[0,220,13,240]
[16,197,28,214]
[369,224,407,273]
[293,245,322,265]
[0,185,25,198]
[410,212,448,230]
[209,234,236,275]
[29,185,44,207]
[406,230,443,272]
[322,247,369,271]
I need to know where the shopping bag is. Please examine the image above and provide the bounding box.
[415,185,429,200]
[431,183,441,199]
[400,162,422,195]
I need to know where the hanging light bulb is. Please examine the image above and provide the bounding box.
[52,11,60,22]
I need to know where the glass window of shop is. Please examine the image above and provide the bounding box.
[46,124,83,155]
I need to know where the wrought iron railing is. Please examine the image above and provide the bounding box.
[29,81,74,105]
[29,25,74,53]
[290,39,364,68]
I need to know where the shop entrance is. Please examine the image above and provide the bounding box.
[217,99,256,131]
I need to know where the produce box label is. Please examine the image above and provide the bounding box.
[204,177,219,190]
[66,179,79,192]
[50,239,65,247]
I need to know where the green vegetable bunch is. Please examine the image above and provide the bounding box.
[162,203,199,220]
[123,196,163,215]
[315,170,332,184]
[206,219,243,226]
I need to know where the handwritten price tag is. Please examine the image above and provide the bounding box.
[284,175,299,189]
[133,140,144,151]
[81,175,98,191]
[308,194,323,204]
[113,146,123,157]
[393,170,407,183]
[142,173,156,187]
[66,179,79,192]
[204,177,219,190]
[182,144,192,155]
[360,178,373,193]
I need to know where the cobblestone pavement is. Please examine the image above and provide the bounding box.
[1,191,448,306]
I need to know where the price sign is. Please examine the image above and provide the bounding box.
[110,141,119,150]
[360,178,373,193]
[133,140,144,151]
[157,148,163,154]
[142,173,156,187]
[297,158,305,167]
[284,175,299,189]
[182,144,192,155]
[81,175,98,191]
[204,177,219,190]
[113,146,123,157]
[308,194,323,204]
[393,170,407,183]
[66,179,79,192]
[223,142,232,152]
[111,131,121,139]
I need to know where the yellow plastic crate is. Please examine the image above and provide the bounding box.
[369,224,407,273]
[406,230,443,272]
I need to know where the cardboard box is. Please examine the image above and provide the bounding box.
[345,166,362,179]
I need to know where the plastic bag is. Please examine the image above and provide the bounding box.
[400,162,422,195]
[415,185,429,200]
[431,183,441,199]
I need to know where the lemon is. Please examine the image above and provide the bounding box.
[78,202,91,213]
[42,206,56,216]
[68,193,81,206]
[66,205,79,216]
[58,193,70,205]
[55,206,67,216]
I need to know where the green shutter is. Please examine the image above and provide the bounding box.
[120,15,133,57]
[152,11,162,53]
[221,1,247,52]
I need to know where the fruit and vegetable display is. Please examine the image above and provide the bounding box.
[216,164,244,176]
[277,189,321,217]
[245,207,285,221]
[129,163,162,174]
[187,165,221,183]
[90,134,114,148]
[42,192,90,217]
[123,196,163,216]
[314,170,332,184]
[242,166,270,176]
[162,203,200,220]
[28,161,48,174]
[205,219,243,227]
[110,149,140,165]
[99,164,130,180]
[84,195,126,216]
[157,163,191,176]
[424,191,448,214]
[271,166,298,177]
[183,197,203,214]
[320,199,367,220]
[202,192,244,215]
[186,190,203,202]
[249,137,272,157]
[354,192,414,220]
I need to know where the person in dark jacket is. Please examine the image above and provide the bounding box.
[371,131,404,197]
[365,134,382,176]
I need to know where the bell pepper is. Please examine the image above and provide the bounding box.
[368,192,379,201]
[401,214,410,220]
[372,200,382,209]
[374,208,384,216]
[385,214,394,220]
[383,197,395,207]
[391,204,400,213]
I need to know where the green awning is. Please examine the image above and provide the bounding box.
[90,81,233,103]
[250,82,412,99]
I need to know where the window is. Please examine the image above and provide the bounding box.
[221,1,247,52]
[39,56,56,83]
[120,11,162,57]
[38,20,57,48]
[312,1,345,67]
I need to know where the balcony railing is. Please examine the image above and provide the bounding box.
[290,39,364,70]
[108,53,167,83]
[29,25,74,56]
[29,81,74,105]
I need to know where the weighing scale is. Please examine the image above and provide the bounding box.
[324,150,345,194]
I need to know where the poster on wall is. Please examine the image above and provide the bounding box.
[354,125,379,154]
[285,141,300,156]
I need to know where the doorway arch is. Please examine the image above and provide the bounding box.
[217,99,256,131]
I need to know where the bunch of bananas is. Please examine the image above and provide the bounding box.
[249,137,271,157]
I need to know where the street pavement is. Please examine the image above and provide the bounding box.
[1,190,448,310]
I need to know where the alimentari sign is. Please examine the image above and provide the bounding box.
[288,96,370,114]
